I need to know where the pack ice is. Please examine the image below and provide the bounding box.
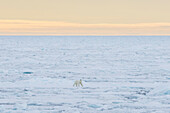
[0,36,169,113]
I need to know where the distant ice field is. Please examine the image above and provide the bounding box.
[0,36,170,113]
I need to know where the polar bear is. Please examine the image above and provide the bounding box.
[73,79,83,87]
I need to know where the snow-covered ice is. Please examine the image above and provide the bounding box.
[0,36,170,113]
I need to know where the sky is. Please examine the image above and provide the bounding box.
[0,0,170,35]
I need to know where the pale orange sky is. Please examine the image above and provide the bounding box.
[0,0,170,35]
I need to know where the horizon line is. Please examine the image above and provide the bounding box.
[1,34,170,36]
[1,20,170,35]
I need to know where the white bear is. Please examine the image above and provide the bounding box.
[73,79,83,87]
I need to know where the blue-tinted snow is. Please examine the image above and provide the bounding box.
[0,36,169,113]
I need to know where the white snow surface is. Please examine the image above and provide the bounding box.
[0,36,170,113]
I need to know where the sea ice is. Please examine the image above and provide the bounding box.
[0,36,170,113]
